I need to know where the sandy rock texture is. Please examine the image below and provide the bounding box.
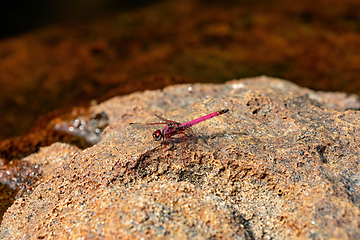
[1,76,360,239]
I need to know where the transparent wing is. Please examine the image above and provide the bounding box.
[154,114,180,124]
[129,122,168,126]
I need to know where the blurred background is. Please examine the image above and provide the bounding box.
[1,0,360,141]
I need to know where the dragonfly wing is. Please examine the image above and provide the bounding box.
[182,127,197,138]
[154,114,180,124]
[129,122,168,132]
[130,123,168,126]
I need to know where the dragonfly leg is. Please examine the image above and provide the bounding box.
[153,139,174,150]
[153,140,164,150]
[166,139,174,150]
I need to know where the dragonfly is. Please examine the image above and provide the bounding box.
[130,109,229,149]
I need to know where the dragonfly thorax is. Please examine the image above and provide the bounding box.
[131,109,229,149]
[153,129,163,141]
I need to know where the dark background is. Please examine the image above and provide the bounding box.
[0,0,154,39]
[1,0,360,141]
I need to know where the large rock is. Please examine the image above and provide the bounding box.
[1,76,360,239]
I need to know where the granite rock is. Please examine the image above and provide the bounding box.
[1,76,360,239]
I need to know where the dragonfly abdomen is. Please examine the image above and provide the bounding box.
[180,109,229,128]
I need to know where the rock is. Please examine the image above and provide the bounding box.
[1,76,360,239]
[23,143,81,181]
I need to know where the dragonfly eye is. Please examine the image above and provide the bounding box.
[153,130,163,141]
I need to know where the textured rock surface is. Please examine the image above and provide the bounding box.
[1,76,360,239]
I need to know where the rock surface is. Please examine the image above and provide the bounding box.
[1,76,360,239]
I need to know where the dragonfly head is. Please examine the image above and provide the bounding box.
[153,130,163,141]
